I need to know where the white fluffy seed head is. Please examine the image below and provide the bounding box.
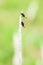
[27,0,39,21]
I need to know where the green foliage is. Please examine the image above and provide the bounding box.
[0,0,43,65]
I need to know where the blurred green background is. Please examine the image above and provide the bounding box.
[0,0,31,65]
[0,0,43,65]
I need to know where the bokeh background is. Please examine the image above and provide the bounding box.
[0,0,43,65]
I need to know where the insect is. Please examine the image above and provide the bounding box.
[20,12,26,27]
[21,21,24,27]
[21,12,25,17]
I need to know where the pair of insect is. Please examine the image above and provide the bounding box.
[21,12,26,27]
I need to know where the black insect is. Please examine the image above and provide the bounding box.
[21,21,24,27]
[21,13,25,17]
